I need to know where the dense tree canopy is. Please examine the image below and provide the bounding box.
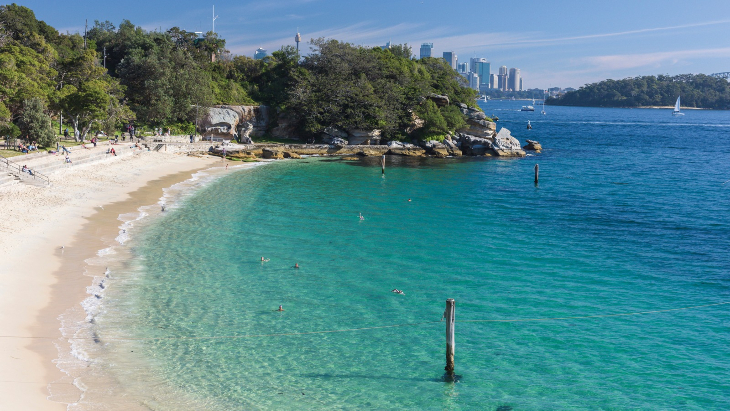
[0,4,482,145]
[549,74,730,109]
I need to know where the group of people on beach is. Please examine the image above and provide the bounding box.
[17,141,38,153]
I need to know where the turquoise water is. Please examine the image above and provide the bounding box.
[105,102,730,410]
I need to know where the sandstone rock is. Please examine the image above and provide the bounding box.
[491,128,526,157]
[341,156,361,161]
[457,134,493,156]
[282,151,301,159]
[457,103,467,109]
[322,126,349,144]
[200,105,271,140]
[523,139,542,152]
[238,122,254,144]
[201,108,239,139]
[388,147,427,157]
[443,139,462,156]
[427,93,450,107]
[457,118,496,139]
[405,111,425,135]
[262,148,284,159]
[347,129,381,145]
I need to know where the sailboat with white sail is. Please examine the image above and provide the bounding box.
[672,96,684,116]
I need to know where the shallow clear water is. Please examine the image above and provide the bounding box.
[100,102,730,410]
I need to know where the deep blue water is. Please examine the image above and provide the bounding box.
[102,101,730,410]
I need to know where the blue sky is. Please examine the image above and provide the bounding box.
[18,0,730,89]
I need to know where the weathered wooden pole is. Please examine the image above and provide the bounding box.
[445,298,455,374]
[381,155,385,175]
[534,164,539,185]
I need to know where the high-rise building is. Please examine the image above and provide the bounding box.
[519,78,523,92]
[467,72,480,90]
[508,68,521,91]
[489,74,496,89]
[442,51,457,69]
[254,48,267,60]
[469,58,490,87]
[498,66,508,91]
[381,41,391,50]
[457,62,468,73]
[419,43,433,59]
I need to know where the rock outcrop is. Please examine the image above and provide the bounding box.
[427,93,450,107]
[261,148,284,159]
[491,128,525,157]
[523,139,542,152]
[200,105,270,141]
[347,129,382,145]
[322,127,349,144]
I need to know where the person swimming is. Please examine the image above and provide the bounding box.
[261,257,270,262]
[359,213,364,221]
[391,289,405,295]
[294,263,299,269]
[277,305,285,311]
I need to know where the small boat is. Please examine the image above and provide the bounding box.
[521,105,535,112]
[672,96,684,116]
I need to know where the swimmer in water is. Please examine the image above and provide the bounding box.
[408,199,411,202]
[277,305,284,311]
[261,257,270,262]
[294,263,299,269]
[359,213,364,221]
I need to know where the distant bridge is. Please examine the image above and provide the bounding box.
[710,72,730,80]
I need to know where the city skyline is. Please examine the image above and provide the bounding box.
[17,0,730,89]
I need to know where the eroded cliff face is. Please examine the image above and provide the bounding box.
[199,105,271,141]
[198,103,528,157]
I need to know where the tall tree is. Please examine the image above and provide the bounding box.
[18,97,55,146]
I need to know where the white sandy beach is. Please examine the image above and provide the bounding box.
[0,149,220,410]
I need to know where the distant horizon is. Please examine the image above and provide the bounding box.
[14,0,730,89]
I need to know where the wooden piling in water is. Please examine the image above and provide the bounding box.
[381,155,385,174]
[445,298,455,374]
[534,164,539,185]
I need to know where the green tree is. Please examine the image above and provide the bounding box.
[18,97,55,146]
[415,99,448,141]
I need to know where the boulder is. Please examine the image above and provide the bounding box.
[491,128,525,157]
[523,139,542,152]
[262,148,284,159]
[347,129,382,145]
[427,93,450,107]
[387,141,416,148]
[457,134,494,156]
[238,122,254,144]
[341,156,361,161]
[282,151,301,159]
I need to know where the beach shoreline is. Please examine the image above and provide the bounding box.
[0,152,220,410]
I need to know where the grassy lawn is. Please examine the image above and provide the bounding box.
[0,149,25,158]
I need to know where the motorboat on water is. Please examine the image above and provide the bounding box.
[521,105,535,112]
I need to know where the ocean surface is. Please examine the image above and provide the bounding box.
[79,101,730,410]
